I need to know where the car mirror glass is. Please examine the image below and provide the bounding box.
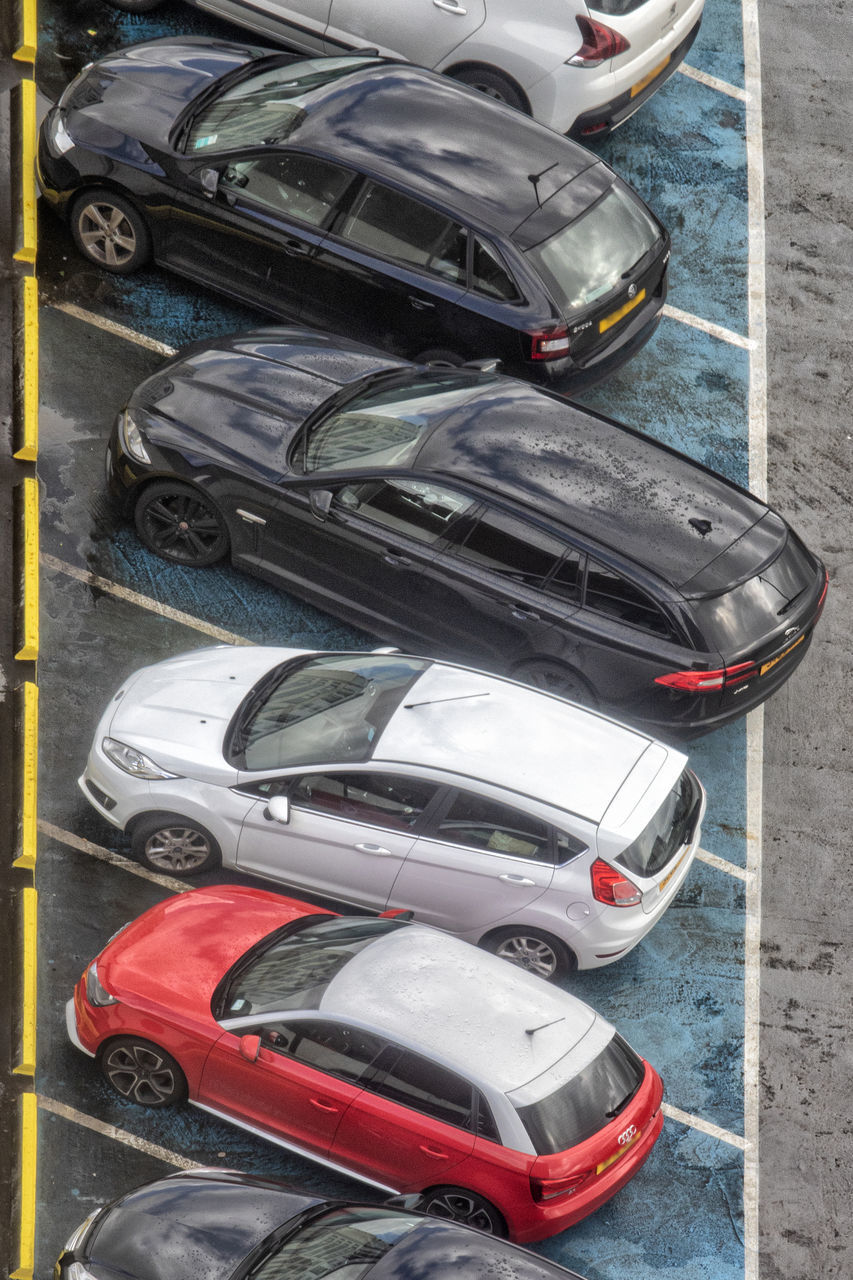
[309,489,334,520]
[199,167,220,199]
[239,1034,261,1062]
[265,794,291,825]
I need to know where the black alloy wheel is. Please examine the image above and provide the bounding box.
[101,1037,187,1107]
[417,1187,506,1236]
[70,189,151,274]
[134,481,230,567]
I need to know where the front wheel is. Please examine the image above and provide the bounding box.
[131,814,222,876]
[418,1186,507,1236]
[134,481,230,567]
[101,1037,187,1107]
[481,927,574,982]
[70,189,151,274]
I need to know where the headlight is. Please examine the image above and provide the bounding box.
[102,737,181,780]
[118,409,151,464]
[48,111,75,155]
[85,962,118,1008]
[65,1262,99,1280]
[61,1206,105,1253]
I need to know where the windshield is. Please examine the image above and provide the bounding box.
[220,917,410,1017]
[253,1208,422,1280]
[515,1034,645,1153]
[302,372,497,473]
[227,653,429,771]
[617,770,701,878]
[186,55,383,152]
[527,185,661,312]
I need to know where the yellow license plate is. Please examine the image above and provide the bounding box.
[631,55,671,98]
[658,848,689,894]
[760,632,805,676]
[596,1128,641,1175]
[599,288,646,334]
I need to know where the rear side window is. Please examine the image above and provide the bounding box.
[515,1033,645,1153]
[472,236,521,301]
[368,1049,475,1130]
[584,559,676,639]
[340,182,467,283]
[432,792,553,863]
[453,509,567,587]
[617,769,701,877]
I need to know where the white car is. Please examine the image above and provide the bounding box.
[79,646,705,978]
[110,0,705,139]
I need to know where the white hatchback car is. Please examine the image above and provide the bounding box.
[79,646,705,978]
[111,0,705,139]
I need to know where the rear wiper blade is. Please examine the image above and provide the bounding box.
[605,1080,642,1118]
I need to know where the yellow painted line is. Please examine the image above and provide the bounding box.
[13,79,37,263]
[13,0,38,63]
[11,1093,37,1280]
[14,277,39,462]
[14,889,38,1076]
[14,684,38,871]
[15,476,39,660]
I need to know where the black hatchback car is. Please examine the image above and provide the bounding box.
[37,37,670,391]
[107,328,828,738]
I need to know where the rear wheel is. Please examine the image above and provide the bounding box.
[418,1186,506,1236]
[70,189,151,274]
[481,927,574,982]
[512,659,597,707]
[101,1037,186,1107]
[413,347,465,368]
[134,481,230,567]
[449,67,528,114]
[131,814,222,876]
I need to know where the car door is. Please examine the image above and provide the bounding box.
[207,2,332,52]
[234,771,439,905]
[326,0,487,65]
[387,789,555,930]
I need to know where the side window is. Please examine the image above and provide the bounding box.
[291,772,438,830]
[542,548,585,604]
[340,181,467,283]
[259,1020,386,1084]
[432,792,553,863]
[475,1091,502,1143]
[556,830,589,865]
[472,236,521,301]
[222,153,352,226]
[334,479,475,544]
[453,508,566,588]
[584,559,676,638]
[368,1049,475,1130]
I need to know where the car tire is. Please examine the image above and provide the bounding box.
[448,67,529,114]
[480,926,575,982]
[131,814,222,876]
[100,1036,187,1107]
[69,189,152,274]
[134,481,230,567]
[512,659,598,707]
[413,348,465,368]
[417,1186,507,1236]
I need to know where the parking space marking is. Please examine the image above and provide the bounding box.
[41,555,254,647]
[679,63,748,103]
[696,848,750,882]
[661,304,751,350]
[661,1102,748,1151]
[50,302,177,356]
[38,821,191,894]
[744,709,764,1277]
[37,1096,202,1171]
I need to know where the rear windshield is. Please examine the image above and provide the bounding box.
[527,185,660,312]
[515,1033,645,1153]
[690,531,819,651]
[617,769,701,878]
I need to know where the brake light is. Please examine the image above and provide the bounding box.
[591,859,642,907]
[654,660,759,692]
[815,569,829,619]
[530,1170,594,1201]
[567,17,630,67]
[528,327,570,360]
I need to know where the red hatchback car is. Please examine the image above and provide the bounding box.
[68,885,664,1242]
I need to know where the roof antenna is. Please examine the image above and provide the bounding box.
[404,692,490,709]
[528,161,558,208]
[525,1017,565,1037]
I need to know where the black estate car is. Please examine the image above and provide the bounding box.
[107,328,828,738]
[37,38,670,391]
[56,1170,591,1280]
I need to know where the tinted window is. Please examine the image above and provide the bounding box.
[585,560,675,638]
[433,793,552,863]
[617,769,701,877]
[222,153,352,226]
[543,549,585,604]
[515,1034,645,1153]
[335,478,475,544]
[556,830,589,864]
[253,1207,421,1280]
[455,510,567,586]
[259,1019,385,1082]
[291,772,437,830]
[340,182,467,283]
[368,1049,474,1130]
[472,236,520,301]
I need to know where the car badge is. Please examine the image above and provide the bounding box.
[784,626,800,639]
[627,283,638,300]
[618,1124,638,1146]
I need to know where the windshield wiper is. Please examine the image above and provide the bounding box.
[605,1079,642,1119]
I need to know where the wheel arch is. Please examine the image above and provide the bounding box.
[443,61,532,115]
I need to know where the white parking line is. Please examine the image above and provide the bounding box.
[662,304,752,350]
[696,847,750,882]
[37,1095,203,1170]
[38,820,191,893]
[679,62,749,103]
[50,302,178,356]
[661,1102,748,1151]
[42,554,254,647]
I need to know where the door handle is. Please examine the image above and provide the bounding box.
[510,605,540,621]
[383,552,413,567]
[283,239,310,256]
[419,1143,449,1159]
[408,295,436,310]
[310,1097,339,1112]
[498,874,536,887]
[355,843,392,856]
[433,0,468,12]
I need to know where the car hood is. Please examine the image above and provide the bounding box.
[106,645,309,780]
[97,886,329,1019]
[132,329,407,483]
[86,1172,321,1280]
[62,38,266,150]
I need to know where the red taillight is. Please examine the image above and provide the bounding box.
[530,1170,594,1201]
[528,327,570,361]
[815,569,829,619]
[591,858,642,907]
[654,659,758,692]
[567,17,630,67]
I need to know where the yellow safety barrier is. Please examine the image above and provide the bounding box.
[14,277,39,462]
[14,683,38,871]
[13,0,38,63]
[13,79,37,264]
[14,889,38,1076]
[15,476,39,660]
[10,1093,37,1280]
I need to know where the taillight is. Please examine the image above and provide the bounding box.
[567,17,630,67]
[815,569,829,619]
[591,858,642,907]
[528,327,570,361]
[654,659,759,692]
[530,1169,594,1201]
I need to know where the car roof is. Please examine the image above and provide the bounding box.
[290,63,603,237]
[375,662,658,823]
[412,379,773,590]
[319,926,608,1096]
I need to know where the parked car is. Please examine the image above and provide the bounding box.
[67,886,665,1240]
[107,0,705,140]
[56,1169,595,1280]
[79,643,706,976]
[104,328,828,737]
[37,38,671,391]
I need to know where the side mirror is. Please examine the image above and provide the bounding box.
[309,489,333,521]
[264,794,291,825]
[199,167,220,199]
[239,1034,261,1062]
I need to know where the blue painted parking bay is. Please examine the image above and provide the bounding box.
[35,2,757,1277]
